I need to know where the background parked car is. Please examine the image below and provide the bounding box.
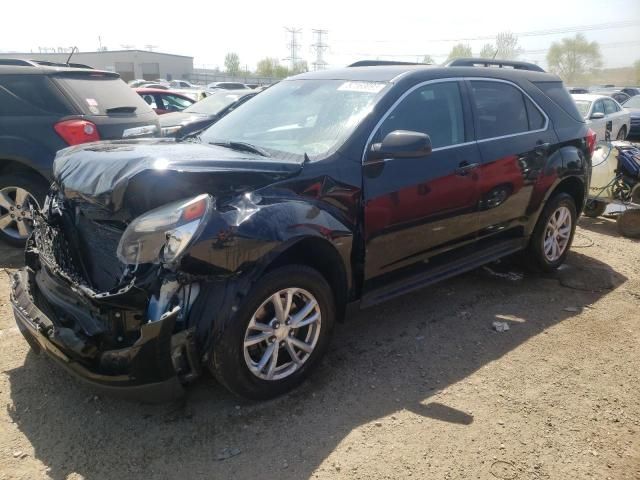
[159,89,256,137]
[135,88,195,114]
[169,80,196,89]
[622,95,640,137]
[571,93,630,141]
[206,81,250,90]
[0,61,160,246]
[621,87,640,97]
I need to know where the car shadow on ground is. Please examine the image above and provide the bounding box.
[4,251,627,480]
[579,215,626,238]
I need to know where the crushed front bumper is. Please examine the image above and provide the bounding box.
[10,267,185,402]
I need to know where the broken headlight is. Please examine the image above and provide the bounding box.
[117,194,213,265]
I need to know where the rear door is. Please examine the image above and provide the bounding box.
[52,72,160,139]
[363,80,482,285]
[603,98,626,139]
[467,79,558,239]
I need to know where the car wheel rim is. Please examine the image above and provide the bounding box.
[543,205,572,262]
[617,129,625,140]
[0,187,39,240]
[243,288,321,381]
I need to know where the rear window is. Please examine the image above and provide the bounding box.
[0,75,71,115]
[534,81,584,122]
[53,73,154,116]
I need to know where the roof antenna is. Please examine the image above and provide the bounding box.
[66,46,78,66]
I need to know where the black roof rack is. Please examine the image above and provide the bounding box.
[0,58,94,69]
[445,58,545,72]
[348,60,429,67]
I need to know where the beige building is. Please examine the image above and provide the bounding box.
[0,50,193,82]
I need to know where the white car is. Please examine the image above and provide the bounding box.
[571,94,630,141]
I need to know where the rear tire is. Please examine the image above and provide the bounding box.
[0,173,49,247]
[524,192,577,273]
[616,126,627,140]
[583,199,607,218]
[210,265,335,400]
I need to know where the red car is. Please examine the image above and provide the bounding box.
[134,88,195,115]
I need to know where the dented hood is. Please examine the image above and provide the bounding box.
[53,139,304,212]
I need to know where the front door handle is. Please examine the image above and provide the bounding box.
[455,161,479,176]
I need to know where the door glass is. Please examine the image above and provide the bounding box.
[470,81,528,139]
[378,81,465,149]
[592,100,605,116]
[603,99,617,115]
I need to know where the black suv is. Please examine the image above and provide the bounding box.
[0,60,160,246]
[11,60,593,401]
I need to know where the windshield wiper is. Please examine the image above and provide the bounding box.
[106,106,137,114]
[209,141,270,157]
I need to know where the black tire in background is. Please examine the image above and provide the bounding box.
[524,192,577,273]
[583,199,607,218]
[0,173,49,247]
[616,126,627,140]
[617,210,640,238]
[209,265,336,400]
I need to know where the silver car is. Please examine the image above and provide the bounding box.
[571,93,630,141]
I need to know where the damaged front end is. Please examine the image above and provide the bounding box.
[10,190,213,401]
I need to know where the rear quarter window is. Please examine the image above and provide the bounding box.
[0,75,72,115]
[534,81,584,122]
[53,73,154,116]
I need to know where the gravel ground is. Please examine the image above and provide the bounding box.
[0,216,639,480]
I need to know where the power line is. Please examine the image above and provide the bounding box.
[284,27,302,71]
[311,29,329,71]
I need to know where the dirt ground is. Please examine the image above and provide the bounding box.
[0,216,639,480]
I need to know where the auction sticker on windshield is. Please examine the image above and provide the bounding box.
[337,81,386,93]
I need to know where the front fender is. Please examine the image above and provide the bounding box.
[183,195,353,278]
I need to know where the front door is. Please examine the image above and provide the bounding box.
[363,80,482,288]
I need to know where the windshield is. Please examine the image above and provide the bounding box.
[200,79,387,159]
[574,100,592,118]
[623,96,640,108]
[185,91,248,115]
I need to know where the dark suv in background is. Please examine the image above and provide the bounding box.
[11,59,593,401]
[0,59,160,245]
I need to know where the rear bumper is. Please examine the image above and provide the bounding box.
[10,268,185,402]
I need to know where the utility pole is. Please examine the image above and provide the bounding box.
[311,29,328,71]
[284,27,302,71]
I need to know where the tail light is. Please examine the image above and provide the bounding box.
[585,128,597,155]
[54,119,100,145]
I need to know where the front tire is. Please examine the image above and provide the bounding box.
[525,192,577,272]
[210,265,335,400]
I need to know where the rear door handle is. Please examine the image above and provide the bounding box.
[455,161,479,176]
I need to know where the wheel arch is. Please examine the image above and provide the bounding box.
[264,236,351,322]
[551,175,586,215]
[0,158,49,182]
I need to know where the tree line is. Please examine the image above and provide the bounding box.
[223,33,638,85]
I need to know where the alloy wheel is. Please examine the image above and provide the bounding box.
[0,187,39,241]
[243,288,322,381]
[543,205,572,262]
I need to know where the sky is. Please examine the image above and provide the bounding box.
[1,0,639,71]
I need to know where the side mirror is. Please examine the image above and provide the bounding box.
[368,130,432,161]
[590,112,605,120]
